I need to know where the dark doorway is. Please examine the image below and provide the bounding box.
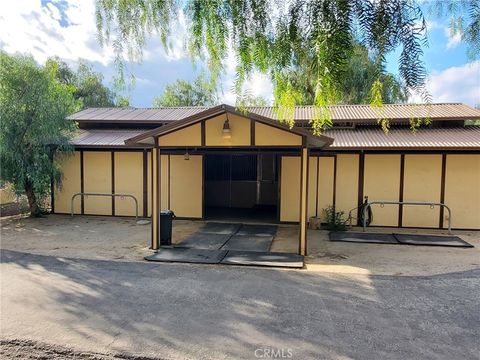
[204,153,278,223]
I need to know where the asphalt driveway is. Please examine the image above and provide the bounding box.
[1,249,479,359]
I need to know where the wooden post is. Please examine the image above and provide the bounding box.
[151,140,160,251]
[299,147,309,256]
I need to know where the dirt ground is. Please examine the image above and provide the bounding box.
[1,214,479,276]
[0,339,161,360]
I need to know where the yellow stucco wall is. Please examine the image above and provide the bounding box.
[54,151,81,213]
[114,152,143,216]
[280,156,301,222]
[206,113,250,146]
[363,154,401,226]
[160,155,170,209]
[335,154,359,216]
[160,123,201,147]
[152,149,159,248]
[402,154,442,228]
[147,151,152,217]
[317,157,335,221]
[255,122,302,146]
[169,155,203,218]
[444,154,480,229]
[307,157,318,218]
[83,151,112,215]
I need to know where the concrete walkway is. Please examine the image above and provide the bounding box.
[1,249,479,359]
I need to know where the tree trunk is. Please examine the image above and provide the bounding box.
[25,179,41,217]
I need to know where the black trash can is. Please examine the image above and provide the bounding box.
[160,210,175,246]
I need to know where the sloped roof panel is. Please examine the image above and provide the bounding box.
[325,126,480,149]
[68,103,480,123]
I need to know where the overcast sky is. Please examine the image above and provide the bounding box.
[1,0,479,107]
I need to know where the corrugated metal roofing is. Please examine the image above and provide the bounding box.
[325,126,480,149]
[68,103,480,123]
[68,107,209,122]
[70,126,480,149]
[71,129,147,147]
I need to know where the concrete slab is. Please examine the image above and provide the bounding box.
[236,224,278,237]
[178,233,231,250]
[329,232,398,244]
[394,233,474,248]
[221,251,304,268]
[221,234,273,251]
[199,222,241,235]
[144,248,228,264]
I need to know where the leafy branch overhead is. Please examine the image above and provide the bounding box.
[95,0,478,133]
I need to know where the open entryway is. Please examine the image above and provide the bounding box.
[204,153,279,223]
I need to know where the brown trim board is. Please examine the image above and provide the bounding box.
[111,151,115,216]
[332,155,337,208]
[143,150,148,217]
[398,154,405,227]
[357,152,365,225]
[439,153,447,228]
[201,120,206,146]
[80,150,84,215]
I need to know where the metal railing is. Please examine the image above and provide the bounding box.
[71,192,139,221]
[362,201,452,234]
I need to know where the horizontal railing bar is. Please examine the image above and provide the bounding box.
[70,192,138,221]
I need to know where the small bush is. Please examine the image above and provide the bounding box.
[322,205,347,231]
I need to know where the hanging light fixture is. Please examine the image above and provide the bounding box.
[222,114,232,140]
[184,147,190,160]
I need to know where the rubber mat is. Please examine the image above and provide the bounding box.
[221,251,304,268]
[221,235,273,251]
[393,233,473,248]
[236,224,278,237]
[329,232,398,244]
[199,222,241,235]
[145,248,228,264]
[178,233,231,250]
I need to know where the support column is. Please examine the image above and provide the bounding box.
[299,147,309,256]
[151,140,160,251]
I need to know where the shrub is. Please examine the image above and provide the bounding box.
[322,205,347,231]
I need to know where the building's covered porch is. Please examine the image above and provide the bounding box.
[126,104,333,258]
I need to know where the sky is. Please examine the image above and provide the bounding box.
[0,0,478,108]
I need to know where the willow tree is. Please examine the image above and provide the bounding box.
[95,0,437,133]
[0,53,80,216]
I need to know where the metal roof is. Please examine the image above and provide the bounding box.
[71,129,147,147]
[325,126,480,150]
[68,107,209,123]
[125,104,334,148]
[68,103,480,123]
[70,126,480,150]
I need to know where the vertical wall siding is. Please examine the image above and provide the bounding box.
[335,154,359,216]
[317,157,335,221]
[147,151,152,217]
[402,155,443,228]
[83,151,112,215]
[160,155,170,209]
[444,154,480,229]
[169,155,203,218]
[54,151,81,214]
[114,152,144,216]
[363,154,401,226]
[307,157,318,218]
[280,156,301,222]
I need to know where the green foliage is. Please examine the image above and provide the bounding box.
[50,58,117,108]
[0,52,80,216]
[153,75,218,107]
[95,0,434,132]
[322,205,347,231]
